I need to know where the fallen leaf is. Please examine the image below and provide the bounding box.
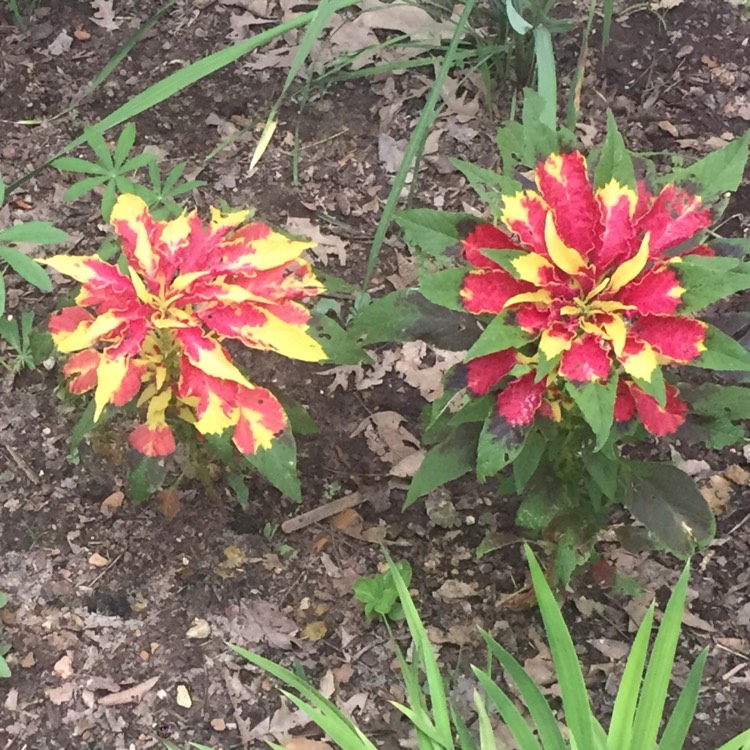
[351,411,423,478]
[47,30,73,56]
[98,676,159,706]
[301,621,328,641]
[285,217,348,267]
[211,717,228,731]
[53,655,74,679]
[48,683,74,705]
[186,618,211,639]
[74,26,91,41]
[176,684,192,708]
[284,740,333,750]
[434,580,479,600]
[701,475,733,516]
[90,0,122,30]
[725,465,750,485]
[88,552,109,568]
[100,490,125,516]
[20,652,35,668]
[156,489,181,519]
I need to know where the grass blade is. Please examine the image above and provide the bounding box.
[7,1,362,195]
[630,563,691,750]
[481,631,566,750]
[385,550,455,749]
[362,0,477,291]
[532,25,557,130]
[525,545,595,750]
[606,604,655,749]
[657,648,707,749]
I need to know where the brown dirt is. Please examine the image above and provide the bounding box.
[0,1,749,749]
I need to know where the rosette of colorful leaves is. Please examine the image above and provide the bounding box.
[41,194,325,462]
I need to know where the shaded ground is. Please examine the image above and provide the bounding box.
[1,1,750,748]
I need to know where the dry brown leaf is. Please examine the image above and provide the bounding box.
[351,411,423,478]
[702,474,733,516]
[90,0,122,30]
[286,217,348,267]
[434,579,479,600]
[725,464,750,485]
[301,621,328,641]
[100,490,124,516]
[53,655,74,679]
[284,740,333,750]
[98,676,159,706]
[48,683,74,705]
[88,552,109,568]
[156,489,181,519]
[176,684,192,708]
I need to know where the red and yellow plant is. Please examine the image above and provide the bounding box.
[42,194,325,460]
[355,120,750,579]
[460,150,709,437]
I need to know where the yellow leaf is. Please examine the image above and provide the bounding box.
[544,213,587,275]
[301,621,327,641]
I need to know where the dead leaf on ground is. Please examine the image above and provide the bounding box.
[90,0,122,30]
[48,683,75,705]
[176,684,192,708]
[284,740,333,750]
[286,217,348,267]
[98,676,159,706]
[53,655,74,679]
[156,489,181,519]
[434,579,479,600]
[301,620,328,641]
[100,490,124,516]
[215,545,249,579]
[351,411,423,478]
[702,474,733,516]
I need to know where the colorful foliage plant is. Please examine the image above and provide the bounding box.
[41,194,328,499]
[355,118,750,580]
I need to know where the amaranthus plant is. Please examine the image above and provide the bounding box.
[354,113,750,580]
[41,194,328,501]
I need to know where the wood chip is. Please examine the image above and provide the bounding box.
[176,684,192,708]
[98,676,159,706]
[88,552,109,568]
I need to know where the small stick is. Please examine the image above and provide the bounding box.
[5,446,38,485]
[281,491,366,534]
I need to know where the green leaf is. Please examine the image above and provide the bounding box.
[677,254,750,313]
[405,423,480,507]
[0,274,5,317]
[418,268,467,312]
[119,151,157,174]
[114,122,137,167]
[450,158,520,207]
[350,289,479,350]
[657,648,708,750]
[245,430,301,502]
[276,393,318,436]
[669,130,750,200]
[685,383,750,421]
[127,456,167,504]
[0,176,5,205]
[52,156,108,175]
[0,247,52,291]
[0,657,10,679]
[621,460,715,557]
[396,209,477,259]
[476,411,526,482]
[526,545,596,750]
[465,314,530,360]
[582,449,620,499]
[512,427,547,493]
[516,475,566,531]
[533,25,557,131]
[692,324,750,372]
[0,222,68,245]
[607,605,655,750]
[565,376,617,451]
[594,111,635,190]
[226,471,250,509]
[630,563,691,750]
[83,126,115,169]
[0,316,20,351]
[631,364,666,407]
[63,175,108,202]
[309,312,369,365]
[505,0,532,34]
